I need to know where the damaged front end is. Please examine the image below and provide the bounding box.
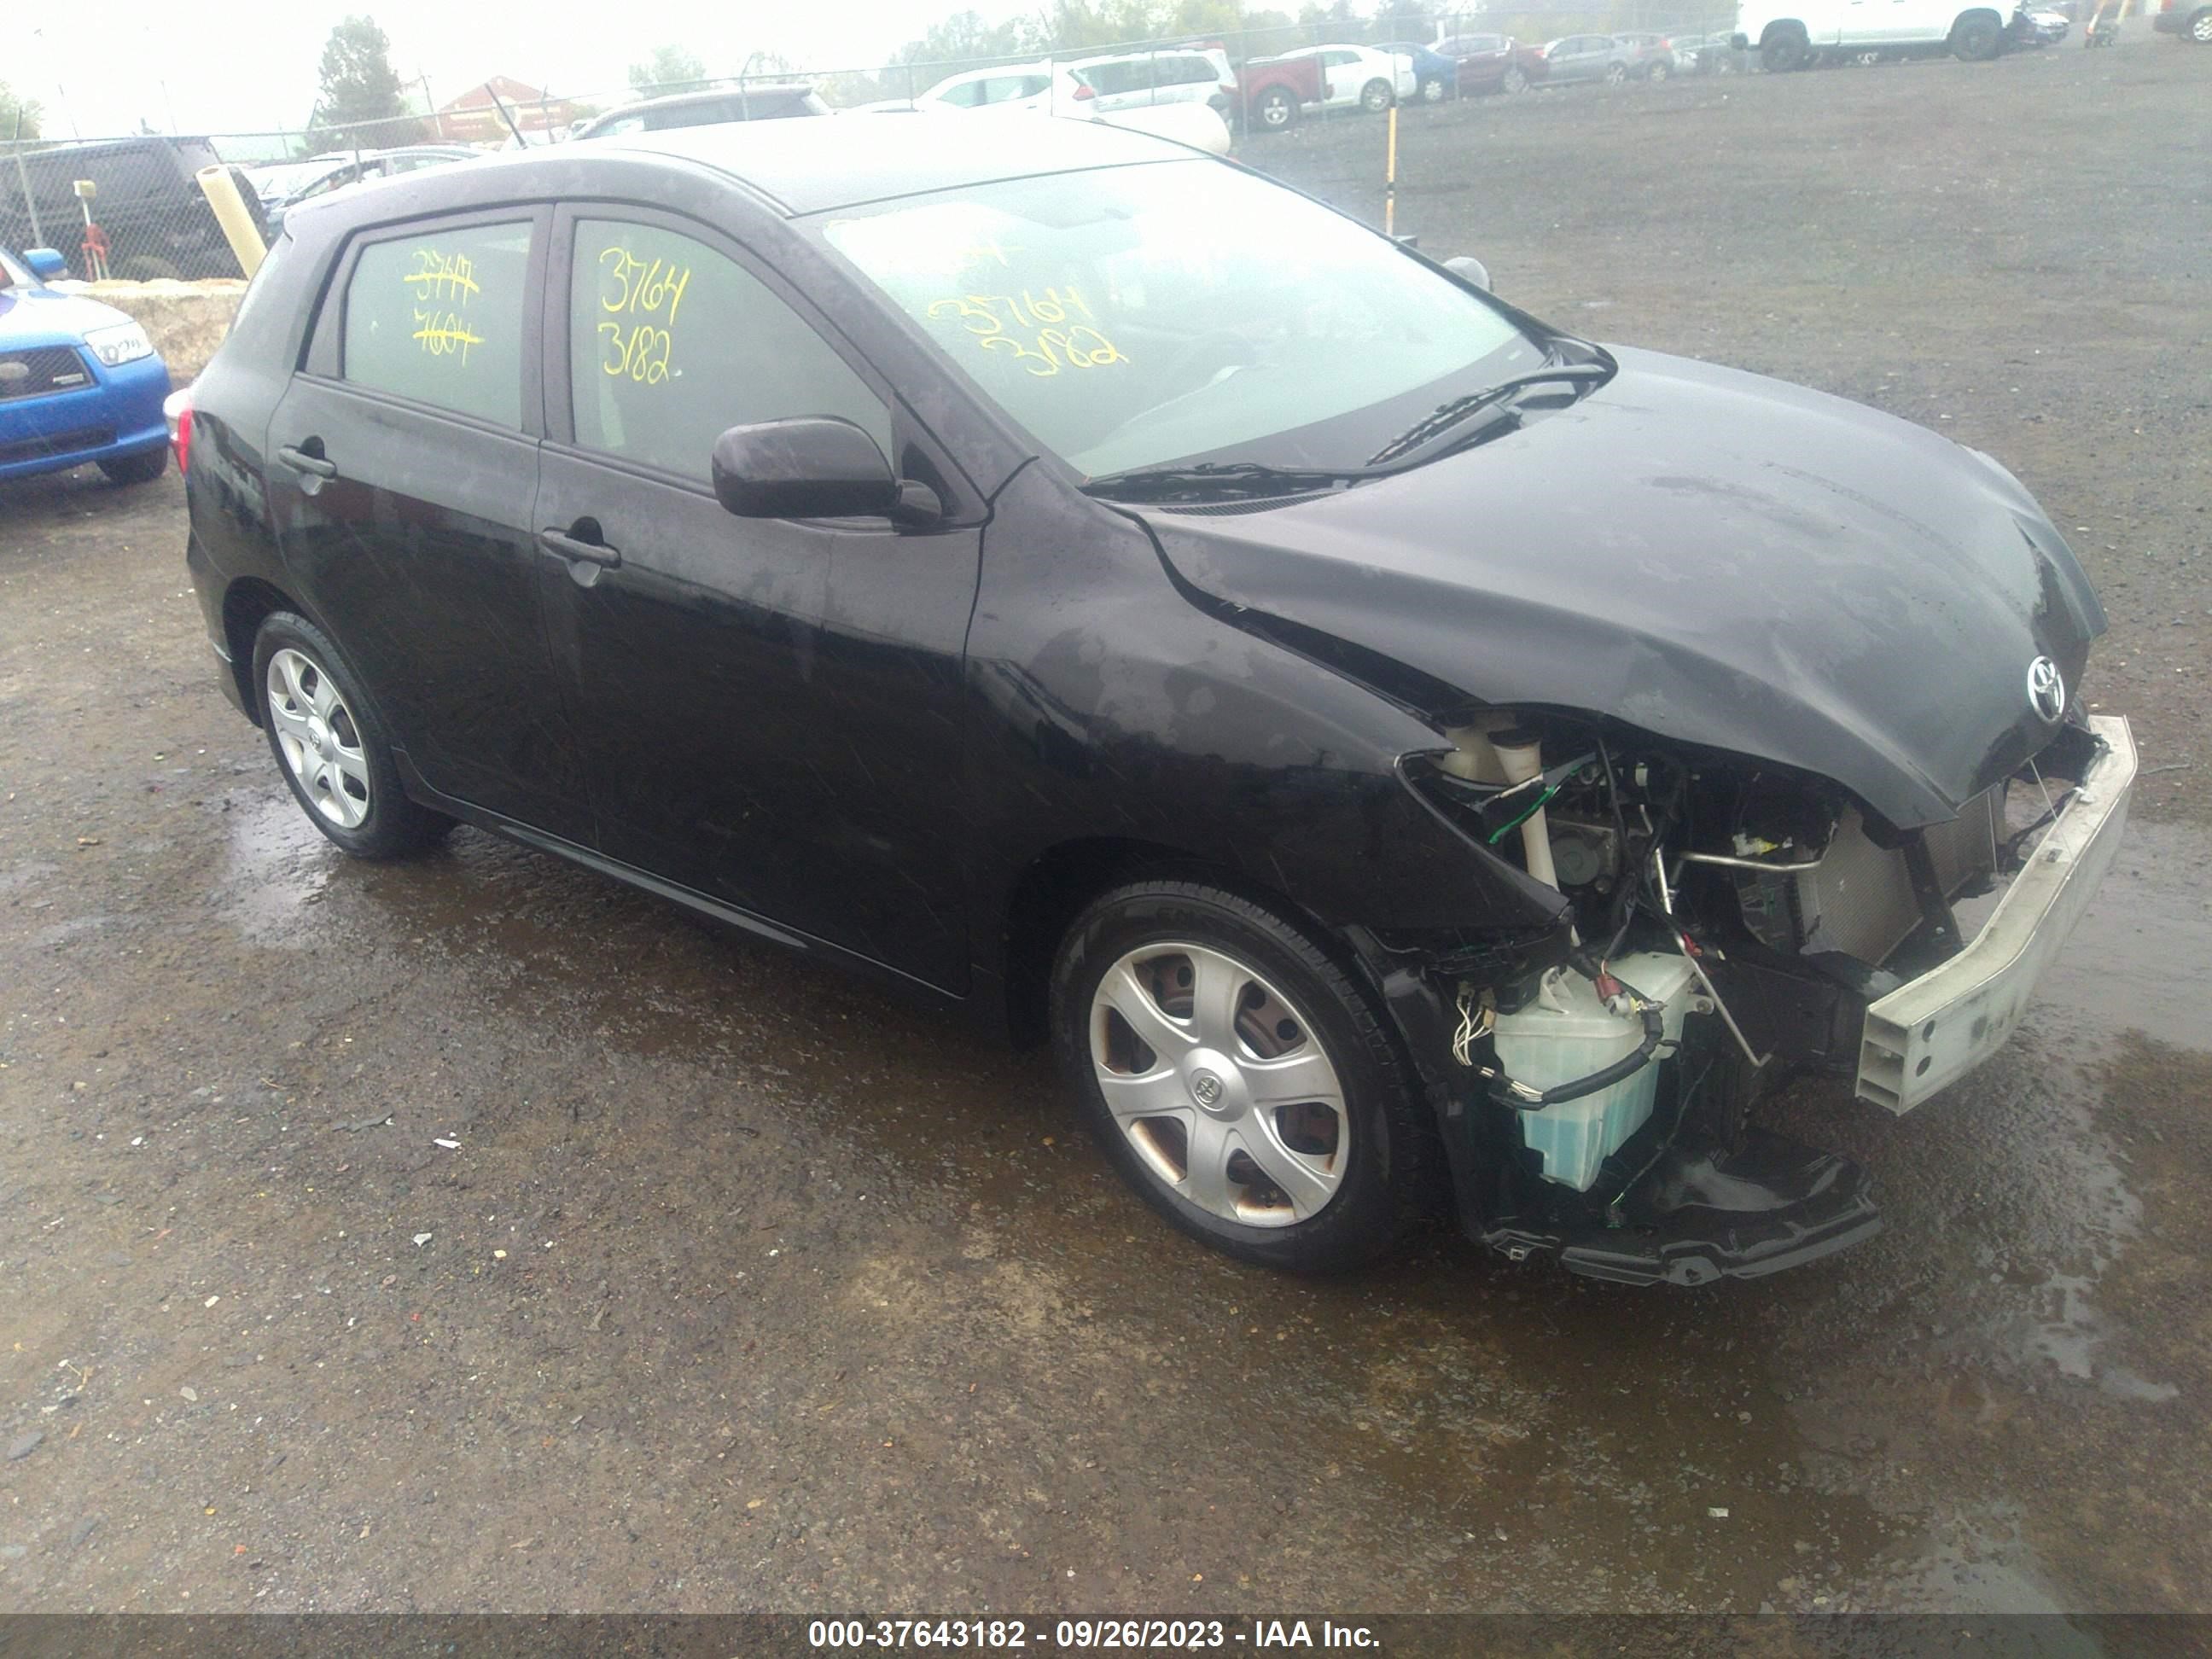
[1371,705,2134,1286]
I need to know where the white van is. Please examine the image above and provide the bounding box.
[1732,0,2022,67]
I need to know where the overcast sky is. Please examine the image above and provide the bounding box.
[20,0,1012,137]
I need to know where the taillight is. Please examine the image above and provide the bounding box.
[1074,83,1096,100]
[166,386,194,474]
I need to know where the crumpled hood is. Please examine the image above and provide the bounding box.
[0,285,137,349]
[1141,346,2106,829]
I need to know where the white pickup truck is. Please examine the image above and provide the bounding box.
[1732,0,2023,67]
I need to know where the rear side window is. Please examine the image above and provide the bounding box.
[568,218,890,482]
[341,220,532,428]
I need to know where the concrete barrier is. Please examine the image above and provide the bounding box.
[62,279,246,383]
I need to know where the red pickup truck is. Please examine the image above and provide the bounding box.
[1235,52,1325,131]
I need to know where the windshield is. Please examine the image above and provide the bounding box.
[817,160,1538,479]
[248,160,346,200]
[0,248,32,288]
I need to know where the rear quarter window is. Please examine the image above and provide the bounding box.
[341,220,532,428]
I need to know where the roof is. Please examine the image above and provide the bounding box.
[602,114,1194,215]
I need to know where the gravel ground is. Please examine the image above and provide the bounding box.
[2,26,2208,1617]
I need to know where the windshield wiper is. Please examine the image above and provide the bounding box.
[1080,460,1367,504]
[1366,364,1613,469]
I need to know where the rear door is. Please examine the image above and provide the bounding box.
[265,207,591,841]
[532,207,983,988]
[1318,49,1363,104]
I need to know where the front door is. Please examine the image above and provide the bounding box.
[533,209,982,990]
[266,207,591,842]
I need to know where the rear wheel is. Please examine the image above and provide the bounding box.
[1647,58,1672,80]
[2189,7,2212,39]
[1419,73,1447,102]
[1051,881,1439,1272]
[252,613,454,860]
[1763,26,1810,69]
[1360,77,1395,111]
[1252,86,1297,130]
[1604,60,1629,84]
[1952,10,2005,56]
[97,446,166,486]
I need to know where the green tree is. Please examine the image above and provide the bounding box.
[893,9,1050,71]
[628,44,711,94]
[1373,0,1432,38]
[312,17,418,149]
[1,81,43,142]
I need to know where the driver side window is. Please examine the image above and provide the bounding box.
[568,218,892,483]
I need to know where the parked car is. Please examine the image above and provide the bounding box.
[1064,47,1237,117]
[1233,51,1327,130]
[0,136,267,281]
[573,84,831,138]
[248,147,478,238]
[1377,40,1460,102]
[1247,44,1417,114]
[0,244,172,485]
[1735,0,2021,66]
[2011,6,2073,40]
[178,119,2132,1285]
[847,64,1068,115]
[1613,31,1682,77]
[2152,0,2212,38]
[1681,30,1749,71]
[1534,34,1644,84]
[1436,32,1551,93]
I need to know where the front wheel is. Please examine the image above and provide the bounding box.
[1051,881,1439,1272]
[2187,6,2212,39]
[1359,78,1394,112]
[252,613,454,860]
[1952,11,2005,56]
[1419,74,1447,102]
[1502,64,1531,92]
[1647,59,1671,80]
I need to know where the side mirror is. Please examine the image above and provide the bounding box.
[1446,253,1492,293]
[711,417,898,520]
[23,247,68,282]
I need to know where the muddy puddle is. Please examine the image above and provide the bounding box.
[192,778,2212,1611]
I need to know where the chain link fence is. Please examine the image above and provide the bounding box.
[4,9,1743,284]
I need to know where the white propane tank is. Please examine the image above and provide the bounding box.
[1493,952,1702,1190]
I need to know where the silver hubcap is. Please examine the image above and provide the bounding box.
[1090,942,1348,1228]
[265,647,371,830]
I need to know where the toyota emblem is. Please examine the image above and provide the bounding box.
[1190,1071,1224,1108]
[2026,656,2066,725]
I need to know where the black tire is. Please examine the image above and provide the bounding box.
[1762,26,1809,70]
[1952,10,2005,56]
[250,612,454,861]
[1502,64,1530,92]
[1050,880,1441,1273]
[97,446,167,486]
[1252,86,1298,130]
[1359,77,1394,112]
[2188,6,2212,40]
[1647,59,1672,80]
[1419,74,1447,102]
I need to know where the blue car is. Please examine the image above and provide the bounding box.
[1378,41,1458,102]
[0,246,172,486]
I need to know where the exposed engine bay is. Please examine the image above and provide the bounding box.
[1385,707,2124,1284]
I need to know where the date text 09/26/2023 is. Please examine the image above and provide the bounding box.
[806,1619,1382,1650]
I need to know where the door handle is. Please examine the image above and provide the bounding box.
[537,527,622,569]
[276,445,337,480]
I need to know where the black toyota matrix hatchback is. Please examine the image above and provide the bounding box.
[181,119,2133,1284]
